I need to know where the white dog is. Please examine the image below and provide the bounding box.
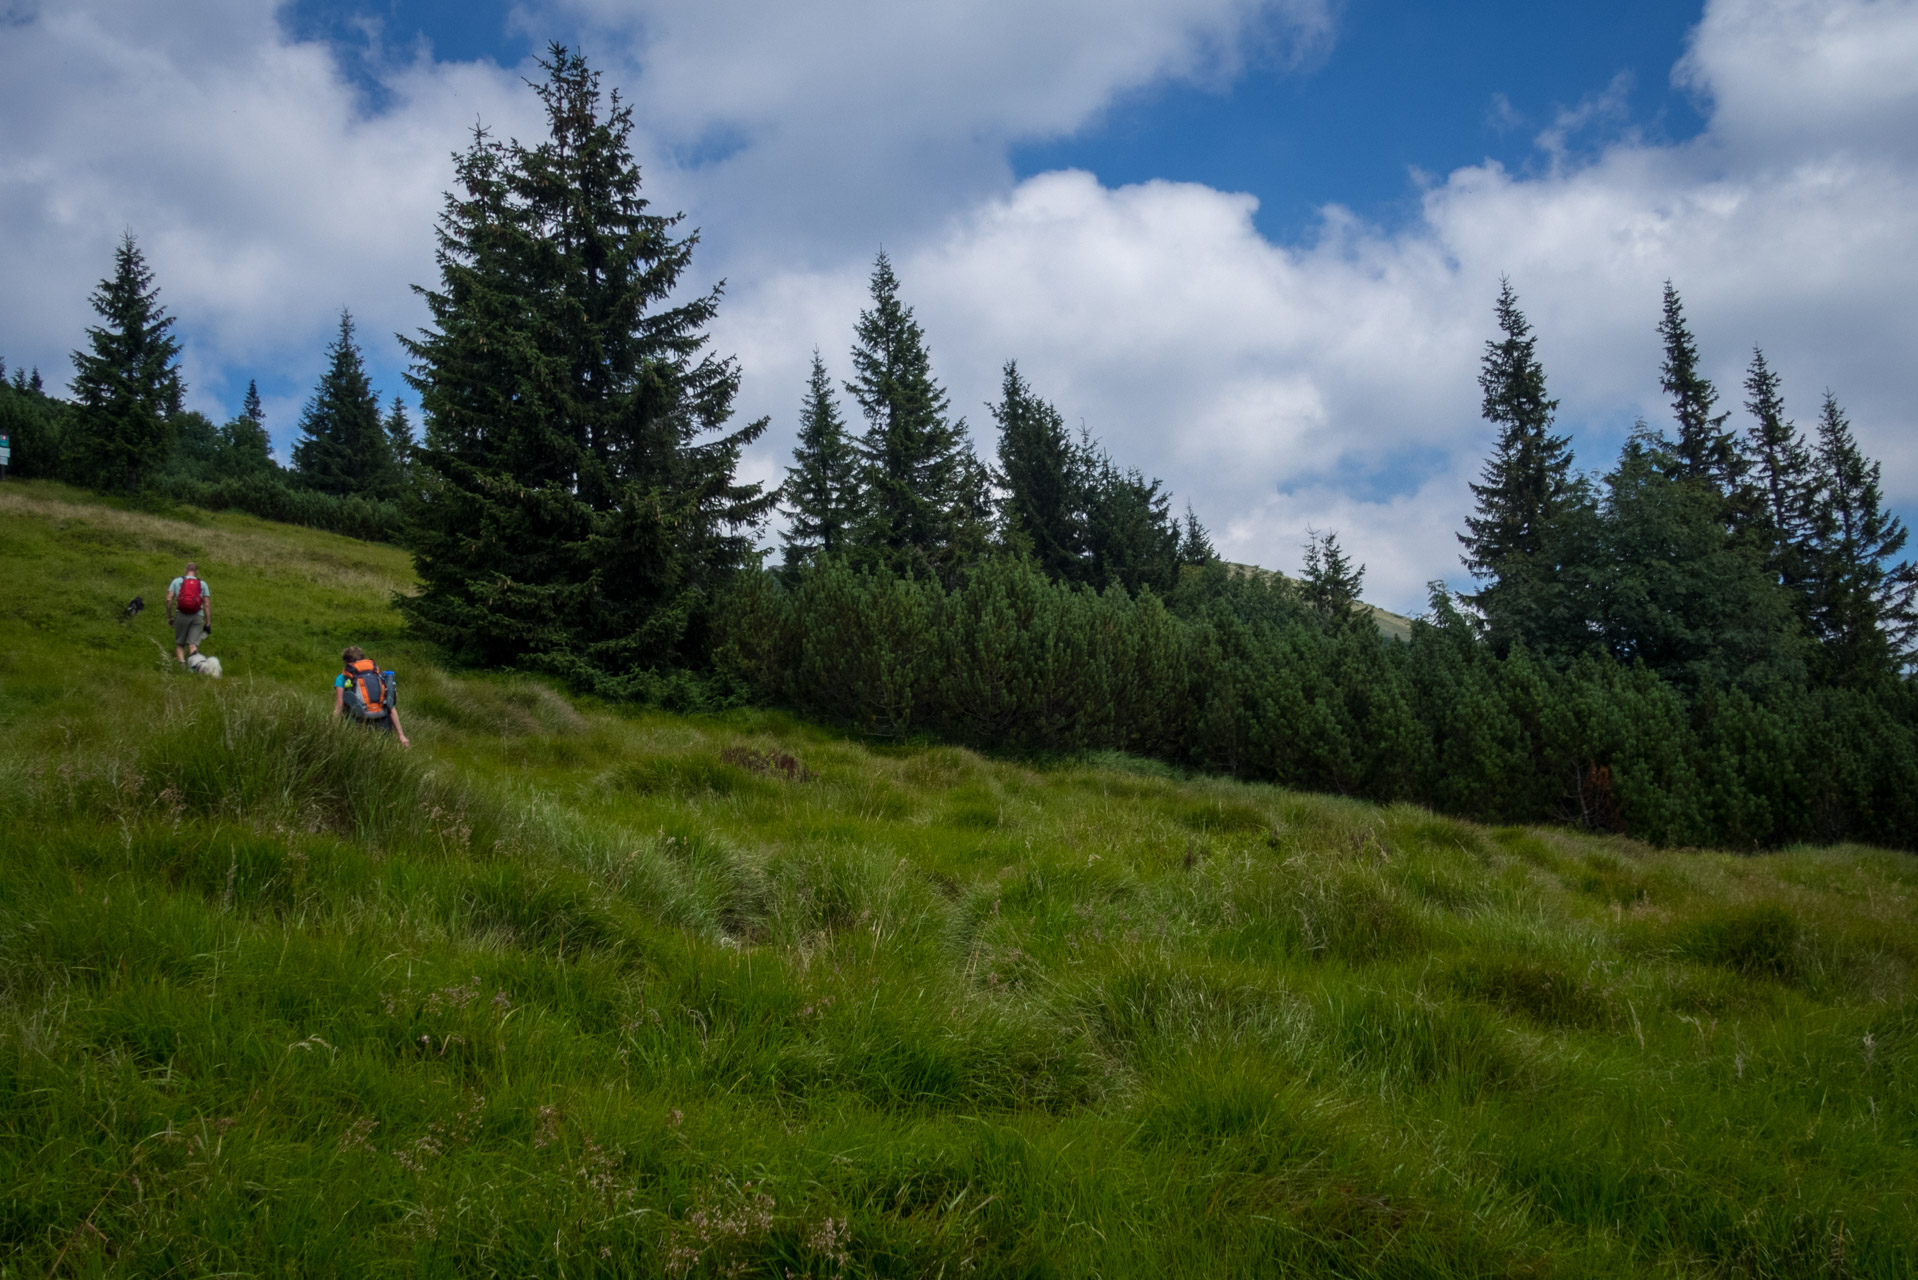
[186,652,223,678]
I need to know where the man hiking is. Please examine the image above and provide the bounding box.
[166,562,211,665]
[333,645,411,747]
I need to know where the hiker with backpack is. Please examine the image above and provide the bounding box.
[333,645,411,747]
[166,562,211,665]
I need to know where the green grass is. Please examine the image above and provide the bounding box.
[2,477,1914,1277]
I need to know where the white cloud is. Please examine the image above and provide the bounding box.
[0,0,537,442]
[717,0,1918,611]
[1677,0,1918,161]
[569,0,1332,146]
[565,0,1338,269]
[3,0,1915,615]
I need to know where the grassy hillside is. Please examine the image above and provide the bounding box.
[2,478,1914,1277]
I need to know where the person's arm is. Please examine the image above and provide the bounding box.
[389,705,411,748]
[201,588,209,630]
[333,683,344,719]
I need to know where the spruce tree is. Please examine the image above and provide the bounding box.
[403,46,771,684]
[1742,349,1817,604]
[1805,393,1917,682]
[1459,279,1584,654]
[67,232,184,492]
[1301,529,1365,628]
[1179,503,1216,566]
[383,396,414,492]
[1082,443,1182,595]
[991,360,1084,581]
[293,311,396,499]
[217,414,274,477]
[169,411,221,478]
[845,251,977,578]
[1599,424,1801,691]
[214,378,275,478]
[780,350,859,572]
[1657,282,1743,499]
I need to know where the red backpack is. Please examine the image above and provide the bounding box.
[177,576,204,614]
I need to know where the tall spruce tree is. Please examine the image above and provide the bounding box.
[403,46,771,685]
[1805,393,1917,682]
[1459,279,1586,655]
[1083,450,1182,595]
[213,378,275,478]
[67,232,184,492]
[383,396,415,492]
[1599,423,1801,690]
[845,251,978,578]
[1179,503,1216,566]
[991,360,1084,581]
[1657,283,1744,500]
[293,311,397,499]
[780,350,859,572]
[1742,349,1817,604]
[1301,530,1365,628]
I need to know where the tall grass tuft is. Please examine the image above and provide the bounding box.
[11,684,515,856]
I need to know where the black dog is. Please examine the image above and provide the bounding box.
[121,596,145,621]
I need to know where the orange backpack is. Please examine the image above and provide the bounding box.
[343,658,391,720]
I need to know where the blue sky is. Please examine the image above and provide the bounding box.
[285,0,1711,240]
[3,0,1915,610]
[1018,0,1710,241]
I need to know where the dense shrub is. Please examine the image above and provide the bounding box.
[154,472,406,542]
[716,557,1918,849]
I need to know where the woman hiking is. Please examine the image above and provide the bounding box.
[333,645,411,747]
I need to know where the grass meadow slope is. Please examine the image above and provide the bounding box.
[1,478,1914,1277]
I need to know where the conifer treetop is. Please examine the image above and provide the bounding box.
[1462,277,1573,581]
[66,231,185,491]
[292,309,396,499]
[780,349,859,570]
[1657,282,1742,494]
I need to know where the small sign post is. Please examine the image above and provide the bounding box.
[0,432,10,480]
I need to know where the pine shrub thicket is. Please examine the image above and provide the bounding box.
[0,368,70,479]
[714,558,1918,849]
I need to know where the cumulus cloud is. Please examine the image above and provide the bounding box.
[0,0,536,439]
[0,0,1330,446]
[560,0,1337,267]
[1678,0,1918,161]
[717,0,1918,610]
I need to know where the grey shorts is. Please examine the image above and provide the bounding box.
[173,611,206,648]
